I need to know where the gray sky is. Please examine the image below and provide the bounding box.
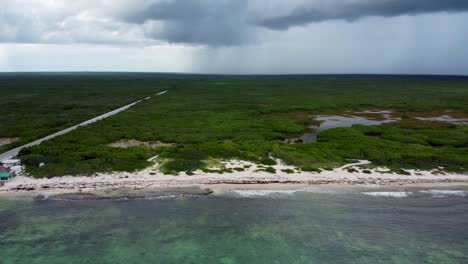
[1,0,468,74]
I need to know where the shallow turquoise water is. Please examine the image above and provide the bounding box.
[0,189,467,263]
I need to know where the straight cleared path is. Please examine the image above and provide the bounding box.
[0,90,167,162]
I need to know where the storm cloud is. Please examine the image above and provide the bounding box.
[2,0,468,46]
[1,0,468,74]
[257,0,468,30]
[123,0,252,46]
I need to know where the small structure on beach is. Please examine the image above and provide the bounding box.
[0,166,13,181]
[0,159,23,181]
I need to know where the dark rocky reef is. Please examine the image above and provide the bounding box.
[36,187,214,201]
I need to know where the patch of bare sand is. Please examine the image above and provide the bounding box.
[0,138,18,147]
[1,159,467,197]
[108,139,175,148]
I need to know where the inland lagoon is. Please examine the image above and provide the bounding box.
[1,188,467,264]
[302,113,400,143]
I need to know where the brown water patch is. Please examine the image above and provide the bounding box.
[314,109,398,122]
[398,119,453,128]
[286,112,313,121]
[353,110,468,128]
[400,110,468,119]
[352,110,396,121]
[394,111,468,128]
[413,115,468,125]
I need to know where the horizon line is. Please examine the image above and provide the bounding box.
[0,71,467,78]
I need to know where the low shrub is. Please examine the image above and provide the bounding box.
[394,169,411,175]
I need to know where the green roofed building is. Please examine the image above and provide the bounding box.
[0,166,12,181]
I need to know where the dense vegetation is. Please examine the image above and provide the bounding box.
[0,73,174,153]
[2,74,468,177]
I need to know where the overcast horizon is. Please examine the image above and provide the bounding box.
[1,0,468,75]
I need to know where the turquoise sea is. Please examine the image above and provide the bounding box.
[0,188,467,263]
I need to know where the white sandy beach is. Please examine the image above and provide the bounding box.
[1,159,467,196]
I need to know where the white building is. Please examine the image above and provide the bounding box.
[1,159,21,168]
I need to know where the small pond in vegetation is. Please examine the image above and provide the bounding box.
[302,112,400,143]
[285,110,468,144]
[415,115,468,125]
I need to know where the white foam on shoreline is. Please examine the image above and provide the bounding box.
[231,188,336,197]
[420,190,466,197]
[2,158,468,196]
[233,189,303,197]
[234,189,466,199]
[362,191,411,198]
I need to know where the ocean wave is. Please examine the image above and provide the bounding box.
[419,190,466,197]
[362,191,411,198]
[232,189,318,197]
[233,189,303,197]
[231,188,335,197]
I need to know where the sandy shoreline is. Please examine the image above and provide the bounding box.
[1,160,467,197]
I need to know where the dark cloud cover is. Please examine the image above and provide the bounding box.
[120,0,468,45]
[257,0,468,30]
[124,0,251,46]
[0,0,468,47]
[2,0,468,46]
